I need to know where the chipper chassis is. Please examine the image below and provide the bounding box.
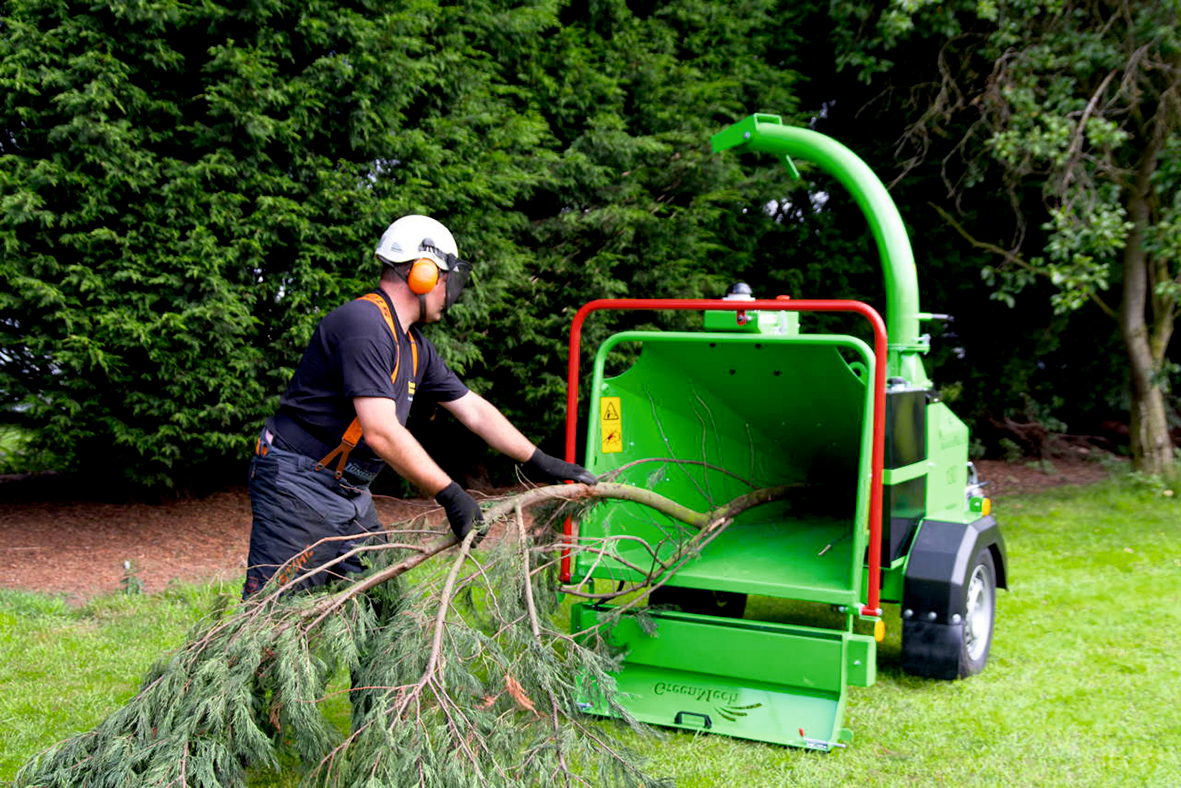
[561,114,1009,750]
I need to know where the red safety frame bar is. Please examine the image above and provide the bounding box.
[560,298,887,617]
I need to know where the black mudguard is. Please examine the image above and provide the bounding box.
[900,515,1008,679]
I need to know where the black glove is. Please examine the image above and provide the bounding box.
[435,482,485,542]
[522,448,597,485]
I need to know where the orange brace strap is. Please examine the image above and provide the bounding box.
[315,293,419,479]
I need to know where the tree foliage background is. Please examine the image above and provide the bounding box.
[1,0,1176,492]
[823,0,1181,473]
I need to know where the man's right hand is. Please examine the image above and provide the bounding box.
[434,481,485,542]
[522,448,597,485]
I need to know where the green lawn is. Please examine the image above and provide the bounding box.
[2,478,1178,787]
[0,581,236,779]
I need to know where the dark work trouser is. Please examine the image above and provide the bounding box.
[243,430,383,598]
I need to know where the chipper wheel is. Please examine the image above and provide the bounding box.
[902,548,997,679]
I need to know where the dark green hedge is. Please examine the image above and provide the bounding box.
[0,0,818,489]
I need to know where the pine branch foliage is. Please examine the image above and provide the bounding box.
[13,481,789,788]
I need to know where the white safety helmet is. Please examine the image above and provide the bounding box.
[374,215,473,311]
[375,215,459,270]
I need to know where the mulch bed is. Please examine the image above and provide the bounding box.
[0,457,1113,603]
[0,474,446,602]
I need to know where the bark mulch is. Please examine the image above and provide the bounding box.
[0,457,1113,603]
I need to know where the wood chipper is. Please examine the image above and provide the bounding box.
[561,114,1009,751]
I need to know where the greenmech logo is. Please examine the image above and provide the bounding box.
[652,681,737,705]
[653,681,764,724]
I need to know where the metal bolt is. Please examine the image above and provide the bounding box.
[743,131,751,139]
[903,609,913,619]
[853,660,861,666]
[952,613,962,624]
[927,611,937,621]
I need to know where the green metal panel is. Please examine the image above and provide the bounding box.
[603,612,845,693]
[702,307,799,334]
[882,460,928,485]
[925,402,971,523]
[573,331,875,607]
[573,604,874,749]
[875,555,908,604]
[845,635,875,688]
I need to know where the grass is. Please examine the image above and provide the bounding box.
[2,477,1178,787]
[0,581,236,779]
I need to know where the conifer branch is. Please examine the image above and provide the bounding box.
[304,480,749,625]
[517,502,542,639]
[17,479,785,788]
[393,528,480,719]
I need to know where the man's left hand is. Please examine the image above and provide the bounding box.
[522,449,597,485]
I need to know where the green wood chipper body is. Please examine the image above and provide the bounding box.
[562,115,1008,751]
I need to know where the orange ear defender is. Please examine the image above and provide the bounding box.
[407,258,439,294]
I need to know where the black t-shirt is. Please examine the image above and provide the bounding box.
[271,289,468,472]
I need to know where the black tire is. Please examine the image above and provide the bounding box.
[958,548,997,676]
[649,586,747,619]
[901,547,997,679]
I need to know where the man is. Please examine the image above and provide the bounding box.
[243,215,595,597]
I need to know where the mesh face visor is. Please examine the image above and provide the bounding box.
[442,260,472,310]
[420,243,473,310]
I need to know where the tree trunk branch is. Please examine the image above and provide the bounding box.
[929,202,1120,320]
[306,482,791,625]
[1120,127,1175,474]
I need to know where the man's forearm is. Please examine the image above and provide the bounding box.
[354,397,452,494]
[441,392,535,461]
[368,423,452,494]
[444,396,595,485]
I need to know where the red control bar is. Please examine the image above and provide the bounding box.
[560,298,887,617]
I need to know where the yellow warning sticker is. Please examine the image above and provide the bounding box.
[600,396,623,453]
